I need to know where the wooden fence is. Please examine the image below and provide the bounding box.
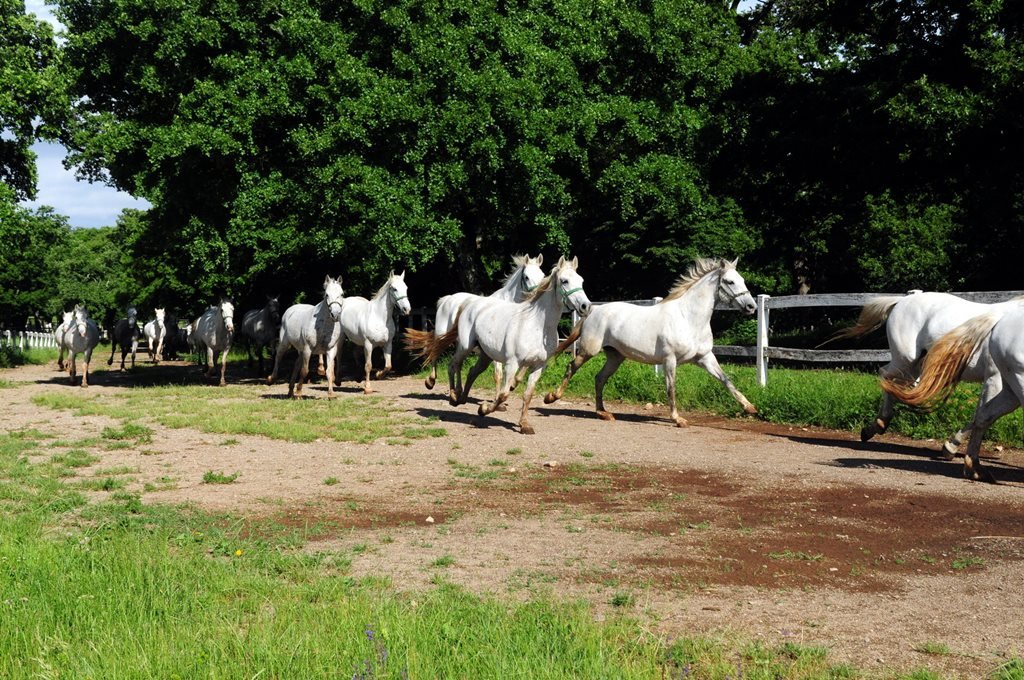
[1,330,59,350]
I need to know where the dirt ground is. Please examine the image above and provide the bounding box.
[4,359,1024,678]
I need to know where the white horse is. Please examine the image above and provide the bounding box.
[881,309,1024,483]
[339,271,412,394]
[268,276,345,398]
[62,305,100,387]
[194,299,235,386]
[54,310,73,371]
[420,254,545,391]
[107,306,140,371]
[143,308,166,364]
[407,256,590,434]
[240,296,281,374]
[545,258,757,426]
[835,291,1024,456]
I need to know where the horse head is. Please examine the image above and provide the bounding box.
[522,254,545,293]
[716,260,756,315]
[219,299,235,333]
[73,305,90,336]
[389,271,411,316]
[323,276,345,321]
[62,310,74,327]
[266,296,281,324]
[155,308,165,325]
[554,256,590,316]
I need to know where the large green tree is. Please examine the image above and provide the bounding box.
[56,0,755,303]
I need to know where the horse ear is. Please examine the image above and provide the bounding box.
[323,275,332,288]
[730,257,739,268]
[400,270,406,279]
[556,255,566,268]
[571,256,579,270]
[536,253,543,266]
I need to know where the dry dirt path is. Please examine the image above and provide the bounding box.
[3,360,1024,677]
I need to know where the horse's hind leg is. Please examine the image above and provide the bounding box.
[962,387,1017,483]
[68,353,77,386]
[941,372,1004,459]
[696,352,757,415]
[374,339,393,380]
[461,355,492,410]
[477,356,507,416]
[425,361,437,390]
[662,356,687,427]
[268,342,288,385]
[545,351,593,404]
[594,350,626,420]
[447,346,472,405]
[107,341,116,366]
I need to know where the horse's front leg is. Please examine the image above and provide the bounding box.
[205,346,216,378]
[374,339,393,380]
[81,348,93,388]
[362,340,375,394]
[662,356,687,427]
[594,349,626,420]
[68,353,77,385]
[426,360,437,390]
[130,337,137,369]
[106,341,116,367]
[58,344,66,372]
[696,352,757,414]
[325,346,338,398]
[218,348,229,386]
[545,351,593,404]
[268,342,288,385]
[477,356,509,417]
[516,365,546,435]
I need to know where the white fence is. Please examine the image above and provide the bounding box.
[0,330,59,350]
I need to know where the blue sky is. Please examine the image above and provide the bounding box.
[18,0,151,228]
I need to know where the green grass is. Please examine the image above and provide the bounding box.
[914,641,952,656]
[1,427,1019,679]
[32,385,446,445]
[427,354,1023,447]
[202,470,239,484]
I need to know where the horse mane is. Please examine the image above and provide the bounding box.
[659,258,733,303]
[373,276,395,301]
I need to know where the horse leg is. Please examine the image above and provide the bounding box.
[205,346,215,378]
[545,351,593,404]
[477,356,508,417]
[361,341,375,394]
[516,365,546,435]
[58,345,66,372]
[374,339,393,380]
[941,372,1004,459]
[155,336,163,364]
[425,360,437,390]
[107,340,116,366]
[962,388,1018,483]
[68,353,77,386]
[662,356,687,427]
[291,348,310,398]
[218,348,228,386]
[594,350,626,420]
[325,346,338,398]
[447,346,471,406]
[268,342,288,385]
[81,348,92,388]
[130,337,137,369]
[696,353,757,414]
[459,355,491,411]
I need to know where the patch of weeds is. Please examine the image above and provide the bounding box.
[101,422,153,444]
[899,670,943,680]
[431,554,454,568]
[345,501,360,511]
[50,449,98,468]
[920,555,937,565]
[202,470,239,484]
[505,447,522,456]
[487,459,508,467]
[95,465,139,476]
[610,592,634,608]
[778,641,828,661]
[380,535,394,545]
[352,543,369,554]
[768,550,823,562]
[447,459,499,481]
[951,556,984,570]
[143,476,177,492]
[686,520,711,530]
[77,477,127,492]
[220,438,239,446]
[913,642,952,656]
[991,659,1024,680]
[323,477,339,486]
[579,450,594,458]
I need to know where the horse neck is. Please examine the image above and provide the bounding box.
[495,268,523,301]
[667,272,720,326]
[371,289,393,319]
[524,279,564,332]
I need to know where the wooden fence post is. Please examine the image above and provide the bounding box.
[756,294,770,387]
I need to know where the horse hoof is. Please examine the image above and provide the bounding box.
[106,359,113,366]
[363,388,374,395]
[744,405,758,415]
[543,392,558,404]
[520,423,535,435]
[425,376,436,390]
[674,418,689,428]
[478,403,489,416]
[596,410,615,421]
[496,403,507,412]
[859,426,875,443]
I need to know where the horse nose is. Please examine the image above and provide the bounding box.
[579,300,591,315]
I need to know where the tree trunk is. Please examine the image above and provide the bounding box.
[455,235,486,294]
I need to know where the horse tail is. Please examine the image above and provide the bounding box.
[881,312,1001,410]
[553,317,585,356]
[402,328,436,361]
[404,307,463,365]
[821,295,903,346]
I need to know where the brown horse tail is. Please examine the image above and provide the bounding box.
[820,295,903,346]
[553,317,585,356]
[402,328,436,361]
[880,312,1001,410]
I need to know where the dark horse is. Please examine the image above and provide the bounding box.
[107,307,140,371]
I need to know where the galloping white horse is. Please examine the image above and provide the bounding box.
[62,305,100,387]
[194,299,235,386]
[407,256,590,434]
[881,309,1024,483]
[421,254,545,391]
[54,310,73,371]
[143,308,166,364]
[107,306,140,371]
[836,292,1024,456]
[339,271,412,394]
[545,258,757,426]
[269,276,345,398]
[240,296,281,374]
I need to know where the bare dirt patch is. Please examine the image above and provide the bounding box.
[4,359,1024,676]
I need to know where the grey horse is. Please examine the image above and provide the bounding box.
[194,299,235,386]
[107,306,140,371]
[240,296,281,375]
[63,305,101,387]
[268,276,345,398]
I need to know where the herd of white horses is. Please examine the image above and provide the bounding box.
[43,254,1024,483]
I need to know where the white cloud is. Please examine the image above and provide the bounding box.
[20,141,151,228]
[23,0,62,30]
